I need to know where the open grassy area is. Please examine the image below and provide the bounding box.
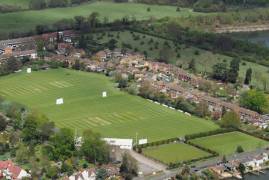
[0,0,30,9]
[0,1,200,37]
[0,68,219,142]
[190,131,269,155]
[92,30,269,90]
[143,143,211,164]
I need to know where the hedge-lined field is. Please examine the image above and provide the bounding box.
[143,143,211,164]
[190,131,269,155]
[0,68,218,141]
[0,1,200,36]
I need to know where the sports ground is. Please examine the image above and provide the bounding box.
[190,131,269,155]
[0,68,219,141]
[143,143,211,164]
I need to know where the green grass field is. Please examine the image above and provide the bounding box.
[0,68,219,141]
[92,30,269,90]
[143,143,211,164]
[0,0,30,9]
[190,132,269,155]
[0,1,200,37]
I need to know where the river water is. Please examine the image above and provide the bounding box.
[245,170,269,180]
[230,31,269,47]
[227,31,269,179]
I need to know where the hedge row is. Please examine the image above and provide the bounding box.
[186,141,219,156]
[167,153,217,169]
[185,128,235,140]
[237,128,269,142]
[134,128,234,150]
[133,137,178,149]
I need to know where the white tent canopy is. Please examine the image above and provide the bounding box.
[26,68,31,73]
[56,98,64,105]
[102,91,107,98]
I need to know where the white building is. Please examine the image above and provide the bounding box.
[243,153,269,171]
[103,138,133,150]
[69,169,96,180]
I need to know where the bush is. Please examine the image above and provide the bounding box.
[236,145,244,153]
[185,128,234,140]
[0,114,7,131]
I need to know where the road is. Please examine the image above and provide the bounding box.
[129,150,167,177]
[133,148,269,180]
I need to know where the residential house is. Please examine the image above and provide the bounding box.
[57,43,73,55]
[0,160,30,180]
[95,50,108,61]
[4,47,13,55]
[242,153,269,171]
[69,168,96,180]
[0,37,35,51]
[12,50,37,59]
[209,165,233,179]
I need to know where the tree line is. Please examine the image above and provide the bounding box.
[135,0,269,12]
[29,0,92,10]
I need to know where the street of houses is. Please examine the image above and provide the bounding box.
[86,49,267,128]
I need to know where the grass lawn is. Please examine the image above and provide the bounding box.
[0,1,201,37]
[0,152,10,161]
[92,30,269,90]
[0,0,30,9]
[190,131,269,155]
[0,68,219,142]
[143,143,211,164]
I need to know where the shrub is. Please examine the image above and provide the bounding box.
[236,145,244,153]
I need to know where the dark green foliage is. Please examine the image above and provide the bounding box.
[212,62,228,82]
[227,58,240,83]
[80,129,109,164]
[244,68,252,85]
[30,0,47,9]
[0,114,7,131]
[240,89,269,113]
[107,39,118,50]
[237,163,246,177]
[120,152,138,179]
[184,128,234,140]
[236,145,244,153]
[220,111,241,128]
[45,128,75,161]
[188,58,196,73]
[61,162,74,176]
[96,168,108,180]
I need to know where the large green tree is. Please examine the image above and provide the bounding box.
[212,62,228,82]
[80,129,109,164]
[120,152,138,179]
[220,111,241,128]
[45,128,75,161]
[240,89,269,114]
[244,68,252,85]
[0,114,7,131]
[227,58,240,83]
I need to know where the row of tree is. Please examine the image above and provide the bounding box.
[29,0,91,10]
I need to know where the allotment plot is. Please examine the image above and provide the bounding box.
[190,131,269,155]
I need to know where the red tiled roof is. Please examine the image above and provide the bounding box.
[0,160,22,179]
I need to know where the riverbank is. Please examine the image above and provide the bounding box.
[215,24,269,33]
